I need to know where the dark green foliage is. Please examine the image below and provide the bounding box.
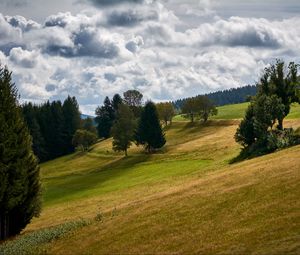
[174,84,257,109]
[62,96,81,154]
[234,60,300,161]
[235,103,256,147]
[95,97,115,139]
[22,103,47,161]
[81,117,97,134]
[112,93,123,112]
[50,101,65,157]
[21,96,81,162]
[258,60,300,130]
[72,129,97,151]
[0,65,41,240]
[135,101,166,152]
[111,104,136,156]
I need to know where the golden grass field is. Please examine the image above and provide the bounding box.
[2,104,300,255]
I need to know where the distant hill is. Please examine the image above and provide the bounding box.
[173,85,257,109]
[80,114,94,120]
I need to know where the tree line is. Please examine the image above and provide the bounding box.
[22,96,81,162]
[95,90,166,156]
[173,84,257,109]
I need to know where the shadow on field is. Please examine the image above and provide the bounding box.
[43,153,153,205]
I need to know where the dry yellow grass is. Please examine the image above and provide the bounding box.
[17,118,300,254]
[47,145,300,255]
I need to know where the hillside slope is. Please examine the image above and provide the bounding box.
[1,105,300,254]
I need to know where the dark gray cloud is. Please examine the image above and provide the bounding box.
[44,13,69,27]
[1,0,28,7]
[107,9,158,27]
[104,73,117,82]
[225,29,279,48]
[45,84,57,92]
[89,0,144,7]
[125,36,143,52]
[5,15,40,31]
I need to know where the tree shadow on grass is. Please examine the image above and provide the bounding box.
[43,152,153,205]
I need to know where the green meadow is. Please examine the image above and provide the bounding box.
[1,103,300,255]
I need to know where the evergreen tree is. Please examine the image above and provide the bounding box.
[62,96,81,154]
[95,97,114,139]
[37,101,52,160]
[136,101,166,152]
[50,101,65,158]
[111,104,136,156]
[112,93,123,112]
[0,66,41,240]
[22,103,47,161]
[235,103,256,148]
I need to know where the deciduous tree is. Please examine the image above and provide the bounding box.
[156,102,175,126]
[111,104,136,156]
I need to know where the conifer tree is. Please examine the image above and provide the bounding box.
[22,103,47,161]
[136,101,166,152]
[95,97,115,139]
[0,66,41,240]
[62,96,81,153]
[111,104,136,156]
[112,93,123,112]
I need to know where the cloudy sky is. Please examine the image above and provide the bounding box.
[0,0,300,114]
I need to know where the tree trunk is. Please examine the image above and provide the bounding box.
[278,118,284,130]
[0,214,10,241]
[125,149,128,157]
[191,113,194,123]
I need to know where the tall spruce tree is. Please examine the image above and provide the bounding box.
[111,104,136,156]
[50,101,65,158]
[95,97,115,139]
[136,101,166,152]
[62,96,81,154]
[0,66,41,240]
[112,94,123,112]
[22,103,47,161]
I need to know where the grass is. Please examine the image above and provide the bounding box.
[1,102,300,254]
[173,102,300,121]
[0,219,90,255]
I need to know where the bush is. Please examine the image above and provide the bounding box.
[72,129,97,151]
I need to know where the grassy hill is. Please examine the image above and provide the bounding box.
[1,103,300,255]
[173,102,300,121]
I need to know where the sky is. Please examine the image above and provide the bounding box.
[0,0,300,115]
